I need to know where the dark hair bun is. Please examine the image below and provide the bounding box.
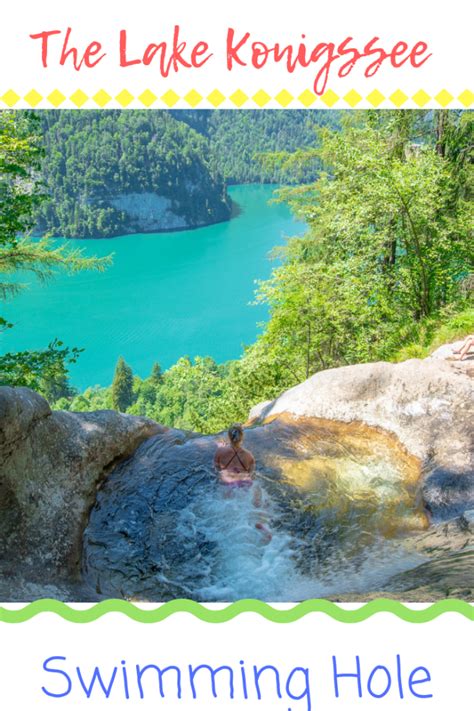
[228,423,244,443]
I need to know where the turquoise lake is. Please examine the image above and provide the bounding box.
[1,185,301,389]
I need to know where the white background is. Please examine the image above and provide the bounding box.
[0,607,472,709]
[0,0,471,106]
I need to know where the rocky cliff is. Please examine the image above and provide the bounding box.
[0,387,162,583]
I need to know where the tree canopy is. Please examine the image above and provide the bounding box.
[2,109,472,433]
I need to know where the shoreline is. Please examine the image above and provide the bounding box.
[5,183,292,391]
[32,183,283,241]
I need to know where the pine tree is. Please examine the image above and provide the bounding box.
[150,362,163,384]
[111,357,134,412]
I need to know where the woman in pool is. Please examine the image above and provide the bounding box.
[214,424,271,541]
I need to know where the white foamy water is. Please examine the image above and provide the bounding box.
[176,484,427,602]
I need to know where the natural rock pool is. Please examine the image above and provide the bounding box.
[1,357,472,602]
[83,417,430,601]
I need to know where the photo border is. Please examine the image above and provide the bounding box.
[1,87,473,109]
[1,599,473,623]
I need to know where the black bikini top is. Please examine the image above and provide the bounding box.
[222,447,251,473]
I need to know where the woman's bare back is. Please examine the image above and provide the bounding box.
[214,444,255,478]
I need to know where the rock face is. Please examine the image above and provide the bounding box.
[1,346,473,602]
[250,357,474,520]
[109,193,211,232]
[0,387,162,582]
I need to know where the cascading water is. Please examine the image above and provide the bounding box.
[176,486,297,600]
[174,481,427,602]
[83,417,429,601]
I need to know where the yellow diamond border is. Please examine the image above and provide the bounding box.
[0,89,472,109]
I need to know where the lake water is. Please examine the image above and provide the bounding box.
[2,185,300,389]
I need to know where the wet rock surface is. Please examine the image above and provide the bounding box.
[385,551,474,599]
[84,428,214,599]
[83,417,427,600]
[329,513,474,602]
[386,512,474,599]
[250,357,474,520]
[1,346,473,602]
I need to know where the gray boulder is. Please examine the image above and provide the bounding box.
[0,386,162,581]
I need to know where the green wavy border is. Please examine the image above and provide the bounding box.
[0,599,472,624]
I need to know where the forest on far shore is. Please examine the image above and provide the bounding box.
[35,110,339,238]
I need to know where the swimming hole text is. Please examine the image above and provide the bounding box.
[40,653,434,707]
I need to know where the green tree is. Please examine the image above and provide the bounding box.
[111,357,134,412]
[150,361,163,383]
[0,112,43,247]
[260,112,472,354]
[0,111,111,394]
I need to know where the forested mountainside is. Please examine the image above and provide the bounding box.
[56,111,473,430]
[2,110,472,428]
[36,111,231,238]
[173,110,340,183]
[35,110,339,238]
